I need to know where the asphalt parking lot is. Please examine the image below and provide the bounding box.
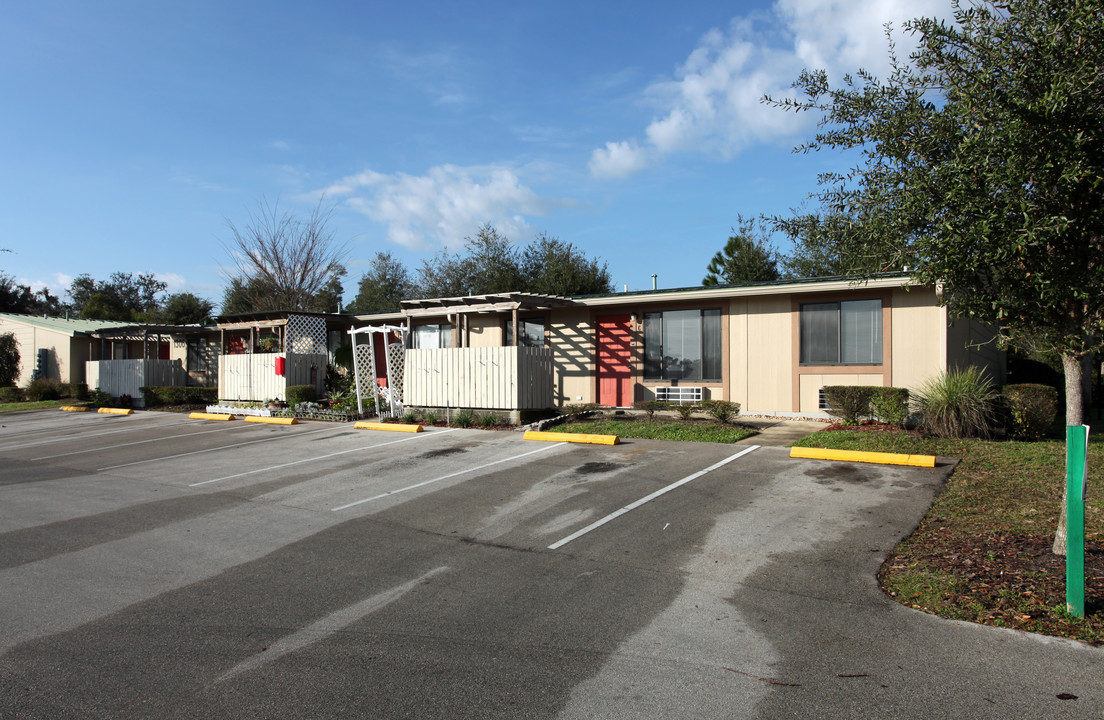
[1,410,1101,719]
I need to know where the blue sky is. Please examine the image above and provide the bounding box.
[1,0,951,309]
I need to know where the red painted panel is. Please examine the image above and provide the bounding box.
[597,315,633,407]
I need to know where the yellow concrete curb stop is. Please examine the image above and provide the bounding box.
[60,406,91,412]
[189,412,235,421]
[524,430,619,446]
[354,421,423,433]
[789,446,936,468]
[245,416,297,425]
[97,408,134,415]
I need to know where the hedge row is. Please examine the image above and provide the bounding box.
[823,381,1059,438]
[139,386,218,406]
[822,386,910,426]
[286,384,318,407]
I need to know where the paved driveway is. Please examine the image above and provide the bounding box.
[0,410,1099,718]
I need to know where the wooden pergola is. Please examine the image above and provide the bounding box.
[399,292,576,347]
[89,324,210,360]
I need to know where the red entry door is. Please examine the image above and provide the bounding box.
[597,315,633,407]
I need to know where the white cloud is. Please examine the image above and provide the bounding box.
[591,0,952,177]
[155,272,188,293]
[589,140,650,178]
[323,164,551,250]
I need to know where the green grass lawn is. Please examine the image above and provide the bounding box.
[794,428,1103,643]
[547,418,757,443]
[0,399,79,413]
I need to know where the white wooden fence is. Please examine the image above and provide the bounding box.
[403,346,554,410]
[86,359,186,404]
[217,353,327,402]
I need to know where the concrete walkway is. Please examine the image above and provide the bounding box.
[738,418,827,446]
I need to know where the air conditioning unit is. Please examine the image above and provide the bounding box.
[655,386,703,404]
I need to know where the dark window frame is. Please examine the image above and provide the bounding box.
[643,307,723,382]
[799,299,883,366]
[504,317,547,348]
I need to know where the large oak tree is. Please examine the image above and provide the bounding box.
[768,0,1104,553]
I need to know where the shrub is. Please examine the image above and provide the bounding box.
[0,386,23,403]
[400,410,420,424]
[822,386,876,424]
[89,388,111,407]
[914,367,997,439]
[139,386,218,406]
[634,400,664,420]
[326,363,353,396]
[671,402,697,421]
[477,412,499,428]
[562,403,599,418]
[0,332,18,388]
[26,378,61,401]
[286,385,318,407]
[1001,383,1058,440]
[870,387,910,427]
[71,383,89,401]
[702,399,740,424]
[452,409,474,428]
[423,411,439,425]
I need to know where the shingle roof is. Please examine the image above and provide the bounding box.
[0,313,134,336]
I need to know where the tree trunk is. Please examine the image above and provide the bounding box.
[1053,353,1085,556]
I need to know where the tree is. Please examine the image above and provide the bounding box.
[767,0,1104,553]
[702,215,781,286]
[417,224,522,298]
[520,233,614,296]
[0,273,35,313]
[416,225,614,299]
[0,274,66,316]
[224,198,348,312]
[69,272,167,321]
[775,211,893,278]
[346,252,417,313]
[159,293,215,324]
[311,272,347,314]
[0,332,18,387]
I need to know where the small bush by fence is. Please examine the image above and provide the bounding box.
[1001,383,1058,440]
[286,384,318,407]
[822,385,910,426]
[139,386,219,407]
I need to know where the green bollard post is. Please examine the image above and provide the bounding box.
[1065,425,1087,617]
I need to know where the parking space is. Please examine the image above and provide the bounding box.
[2,409,1099,719]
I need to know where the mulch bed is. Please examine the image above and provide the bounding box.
[881,534,1103,640]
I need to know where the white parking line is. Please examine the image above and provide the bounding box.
[32,425,252,460]
[0,419,193,451]
[98,426,338,471]
[548,444,760,550]
[189,429,459,487]
[213,566,450,684]
[331,441,569,512]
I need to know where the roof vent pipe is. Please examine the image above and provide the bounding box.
[651,274,658,291]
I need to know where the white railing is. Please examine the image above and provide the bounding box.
[217,353,327,402]
[403,346,554,410]
[85,359,186,403]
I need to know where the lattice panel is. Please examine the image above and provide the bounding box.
[287,314,328,355]
[386,342,405,404]
[354,343,376,401]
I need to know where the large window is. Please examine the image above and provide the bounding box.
[643,308,722,381]
[186,339,208,373]
[504,318,545,347]
[413,323,454,349]
[800,299,883,365]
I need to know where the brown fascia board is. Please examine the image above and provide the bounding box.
[572,275,919,307]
